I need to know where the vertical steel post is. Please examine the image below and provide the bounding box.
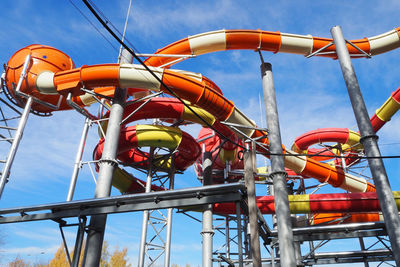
[225,217,231,258]
[243,217,250,258]
[138,148,155,267]
[83,87,127,266]
[164,154,175,267]
[202,151,214,267]
[358,237,369,267]
[261,62,296,266]
[0,96,32,198]
[244,146,261,267]
[83,48,132,266]
[67,117,90,201]
[331,26,400,266]
[72,217,87,267]
[235,201,244,267]
[0,54,32,198]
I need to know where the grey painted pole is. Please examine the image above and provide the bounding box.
[261,62,296,267]
[0,96,32,198]
[138,148,154,267]
[201,151,214,267]
[83,87,127,266]
[164,154,175,267]
[235,201,244,267]
[331,25,400,266]
[67,117,90,201]
[71,217,86,267]
[225,216,231,258]
[83,49,131,266]
[244,146,261,267]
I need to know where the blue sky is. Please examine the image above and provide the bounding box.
[1,0,400,266]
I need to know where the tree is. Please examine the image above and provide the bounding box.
[48,245,68,267]
[109,247,131,267]
[100,241,111,267]
[8,240,131,267]
[8,257,31,267]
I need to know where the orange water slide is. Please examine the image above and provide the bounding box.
[3,44,151,113]
[5,45,376,193]
[144,28,400,67]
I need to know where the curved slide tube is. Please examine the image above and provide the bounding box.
[194,127,244,182]
[6,45,376,193]
[213,191,400,215]
[94,124,201,172]
[4,44,149,113]
[371,86,400,132]
[291,128,362,166]
[145,28,400,67]
[311,212,384,225]
[292,128,362,155]
[291,86,400,168]
[96,97,221,193]
[112,167,165,194]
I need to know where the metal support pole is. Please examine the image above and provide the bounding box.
[235,202,244,267]
[67,117,90,201]
[243,217,250,259]
[83,87,127,267]
[261,62,296,266]
[164,155,175,267]
[138,148,155,267]
[0,96,32,198]
[202,151,214,267]
[331,25,400,266]
[83,47,131,267]
[72,217,87,267]
[358,237,369,267]
[292,217,303,266]
[244,146,261,267]
[225,216,230,258]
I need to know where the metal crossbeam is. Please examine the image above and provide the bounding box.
[0,183,245,224]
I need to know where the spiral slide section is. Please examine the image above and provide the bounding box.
[145,28,400,67]
[292,128,361,155]
[3,44,150,113]
[95,97,222,193]
[290,86,400,169]
[94,124,201,171]
[194,127,244,182]
[94,124,201,193]
[291,128,362,167]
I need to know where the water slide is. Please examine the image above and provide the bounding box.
[4,27,400,223]
[213,191,400,214]
[144,28,400,67]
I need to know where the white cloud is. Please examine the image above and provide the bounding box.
[1,244,59,256]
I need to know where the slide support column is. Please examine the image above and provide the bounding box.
[331,25,400,266]
[261,62,296,267]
